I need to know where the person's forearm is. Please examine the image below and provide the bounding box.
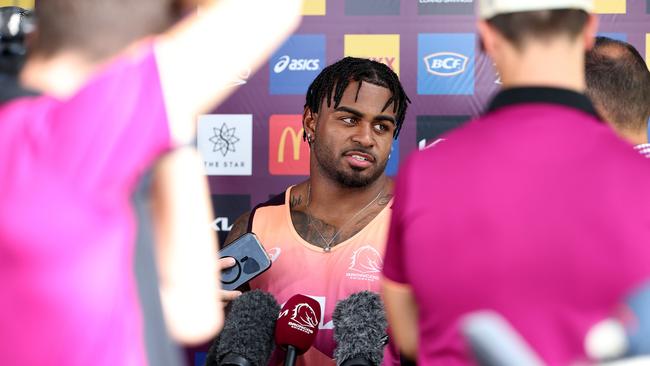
[151,148,222,344]
[382,279,419,360]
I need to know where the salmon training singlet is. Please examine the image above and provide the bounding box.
[249,186,397,365]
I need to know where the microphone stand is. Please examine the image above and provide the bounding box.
[284,345,298,366]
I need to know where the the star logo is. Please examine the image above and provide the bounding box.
[209,123,240,157]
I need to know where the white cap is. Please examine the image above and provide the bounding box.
[478,0,593,19]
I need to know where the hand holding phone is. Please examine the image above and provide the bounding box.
[217,257,242,303]
[218,233,271,291]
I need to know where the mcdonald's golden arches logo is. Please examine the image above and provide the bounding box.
[269,115,310,175]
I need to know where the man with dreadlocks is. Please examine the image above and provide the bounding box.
[223,57,410,365]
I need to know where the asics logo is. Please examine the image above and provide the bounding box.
[273,55,320,73]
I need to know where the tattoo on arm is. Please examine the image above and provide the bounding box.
[290,194,303,209]
[223,211,251,247]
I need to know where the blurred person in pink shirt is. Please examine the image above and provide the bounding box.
[0,1,302,365]
[383,1,650,365]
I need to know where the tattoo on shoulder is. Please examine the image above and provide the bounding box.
[290,194,303,209]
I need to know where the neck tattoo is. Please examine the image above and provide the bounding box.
[305,182,384,253]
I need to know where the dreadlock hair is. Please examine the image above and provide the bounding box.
[304,57,410,139]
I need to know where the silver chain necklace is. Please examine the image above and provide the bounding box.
[305,182,384,253]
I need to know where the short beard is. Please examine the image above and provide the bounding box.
[313,141,387,188]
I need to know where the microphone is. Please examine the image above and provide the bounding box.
[461,311,545,366]
[332,291,388,366]
[275,294,322,366]
[206,290,280,366]
[597,357,650,366]
[585,281,650,362]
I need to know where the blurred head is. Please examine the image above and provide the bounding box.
[479,2,595,61]
[303,57,410,188]
[30,0,181,63]
[476,0,598,89]
[482,9,590,52]
[585,37,650,143]
[478,1,593,23]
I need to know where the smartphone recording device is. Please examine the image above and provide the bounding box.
[218,233,272,291]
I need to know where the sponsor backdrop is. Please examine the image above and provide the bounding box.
[2,0,645,364]
[200,1,650,254]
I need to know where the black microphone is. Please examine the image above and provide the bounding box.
[206,290,280,366]
[332,291,388,366]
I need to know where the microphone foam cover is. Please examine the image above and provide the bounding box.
[275,294,321,354]
[212,290,280,366]
[333,291,387,366]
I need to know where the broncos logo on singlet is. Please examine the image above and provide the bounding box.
[266,247,282,262]
[348,245,383,274]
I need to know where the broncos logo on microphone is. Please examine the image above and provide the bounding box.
[291,303,319,328]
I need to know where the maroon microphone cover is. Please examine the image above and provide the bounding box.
[274,294,321,354]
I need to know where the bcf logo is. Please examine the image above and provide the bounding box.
[270,34,326,95]
[418,33,475,95]
[424,52,469,77]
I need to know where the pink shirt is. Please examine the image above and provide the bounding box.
[384,90,650,365]
[249,187,398,365]
[0,45,171,365]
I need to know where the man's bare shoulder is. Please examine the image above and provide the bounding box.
[223,211,251,246]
